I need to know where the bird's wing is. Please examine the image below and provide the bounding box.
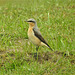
[33,28,53,51]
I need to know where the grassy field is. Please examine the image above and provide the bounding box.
[0,0,75,75]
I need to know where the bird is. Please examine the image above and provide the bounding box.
[25,18,53,56]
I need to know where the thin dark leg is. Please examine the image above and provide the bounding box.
[36,46,39,51]
[34,46,39,58]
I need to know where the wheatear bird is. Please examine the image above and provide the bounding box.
[26,18,53,54]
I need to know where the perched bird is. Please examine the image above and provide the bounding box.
[25,18,53,56]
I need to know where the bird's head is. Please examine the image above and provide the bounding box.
[25,18,36,28]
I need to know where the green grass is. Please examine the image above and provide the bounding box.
[0,0,75,75]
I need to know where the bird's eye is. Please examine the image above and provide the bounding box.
[28,21,33,22]
[28,21,35,23]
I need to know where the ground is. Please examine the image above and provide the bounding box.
[0,0,75,75]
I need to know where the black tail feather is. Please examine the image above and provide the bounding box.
[47,44,53,51]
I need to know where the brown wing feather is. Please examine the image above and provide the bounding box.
[33,29,53,51]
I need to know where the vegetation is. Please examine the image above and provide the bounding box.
[0,0,75,75]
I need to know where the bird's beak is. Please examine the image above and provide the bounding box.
[25,20,28,22]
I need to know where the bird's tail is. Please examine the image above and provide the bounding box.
[48,46,53,51]
[46,43,53,51]
[41,42,53,51]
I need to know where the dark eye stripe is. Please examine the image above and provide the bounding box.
[28,21,35,23]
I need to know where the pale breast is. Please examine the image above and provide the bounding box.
[28,27,41,46]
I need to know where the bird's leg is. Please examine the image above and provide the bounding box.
[34,46,39,58]
[36,46,39,51]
